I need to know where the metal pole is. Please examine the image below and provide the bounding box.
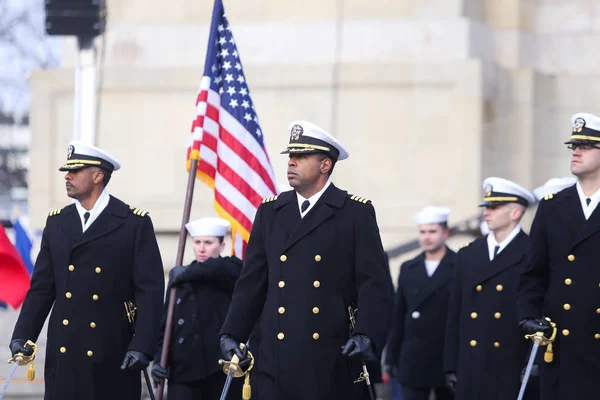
[74,36,97,144]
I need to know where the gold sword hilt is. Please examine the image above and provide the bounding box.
[124,301,137,324]
[218,344,255,378]
[7,340,38,381]
[524,317,557,363]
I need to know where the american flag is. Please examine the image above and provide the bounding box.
[187,0,278,259]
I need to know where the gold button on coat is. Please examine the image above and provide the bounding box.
[568,254,575,261]
[470,312,478,319]
[60,347,66,353]
[90,322,96,328]
[562,329,570,336]
[280,255,287,262]
[278,307,285,314]
[87,351,93,357]
[312,333,319,340]
[565,278,572,285]
[595,334,600,340]
[313,307,320,314]
[315,255,321,262]
[496,285,503,292]
[475,285,482,292]
[494,312,501,319]
[470,340,477,347]
[95,267,101,274]
[278,281,285,288]
[68,265,75,271]
[313,281,321,288]
[65,292,72,299]
[92,294,99,301]
[63,319,69,326]
[596,308,600,314]
[494,342,500,348]
[564,304,571,310]
[277,333,284,340]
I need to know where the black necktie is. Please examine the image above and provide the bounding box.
[301,200,310,213]
[493,245,500,260]
[84,212,90,224]
[586,198,591,206]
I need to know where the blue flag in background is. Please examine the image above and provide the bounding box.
[13,217,33,274]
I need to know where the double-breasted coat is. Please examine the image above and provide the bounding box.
[387,249,456,389]
[444,231,529,400]
[518,185,600,399]
[12,196,165,400]
[220,184,394,400]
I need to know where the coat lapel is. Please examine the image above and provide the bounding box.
[73,196,128,249]
[412,249,456,309]
[553,186,584,241]
[472,231,527,284]
[282,184,346,252]
[58,204,82,245]
[573,199,600,248]
[274,191,301,237]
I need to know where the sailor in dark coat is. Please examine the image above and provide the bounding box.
[10,141,165,400]
[518,113,600,400]
[386,206,455,400]
[218,120,394,400]
[444,177,536,400]
[151,217,243,399]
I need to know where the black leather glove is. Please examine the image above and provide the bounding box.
[341,334,377,361]
[120,351,150,370]
[167,265,188,287]
[518,318,552,337]
[219,334,252,370]
[151,363,168,386]
[9,339,33,357]
[445,372,458,392]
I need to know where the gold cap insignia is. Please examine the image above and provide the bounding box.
[573,117,586,133]
[485,184,493,197]
[290,124,303,141]
[67,144,74,159]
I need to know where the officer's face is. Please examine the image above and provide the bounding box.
[287,154,330,191]
[417,223,448,253]
[64,168,102,200]
[482,204,521,232]
[192,236,225,263]
[569,143,600,177]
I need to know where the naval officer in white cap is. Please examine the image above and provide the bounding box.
[219,120,393,400]
[518,113,600,400]
[386,206,455,400]
[151,217,244,400]
[445,177,536,400]
[10,141,165,400]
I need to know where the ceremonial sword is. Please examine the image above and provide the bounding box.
[218,343,254,400]
[348,307,376,400]
[517,318,557,400]
[0,340,38,400]
[124,302,156,400]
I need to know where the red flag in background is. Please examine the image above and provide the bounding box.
[0,224,30,308]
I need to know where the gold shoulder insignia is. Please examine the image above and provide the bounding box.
[48,208,62,217]
[349,194,371,204]
[130,206,148,217]
[460,241,472,250]
[543,193,555,201]
[262,196,278,204]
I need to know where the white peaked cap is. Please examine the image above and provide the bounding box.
[281,120,349,161]
[413,206,451,225]
[533,177,577,201]
[481,177,536,207]
[59,140,121,172]
[185,217,230,237]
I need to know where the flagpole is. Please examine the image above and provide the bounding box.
[155,153,199,400]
